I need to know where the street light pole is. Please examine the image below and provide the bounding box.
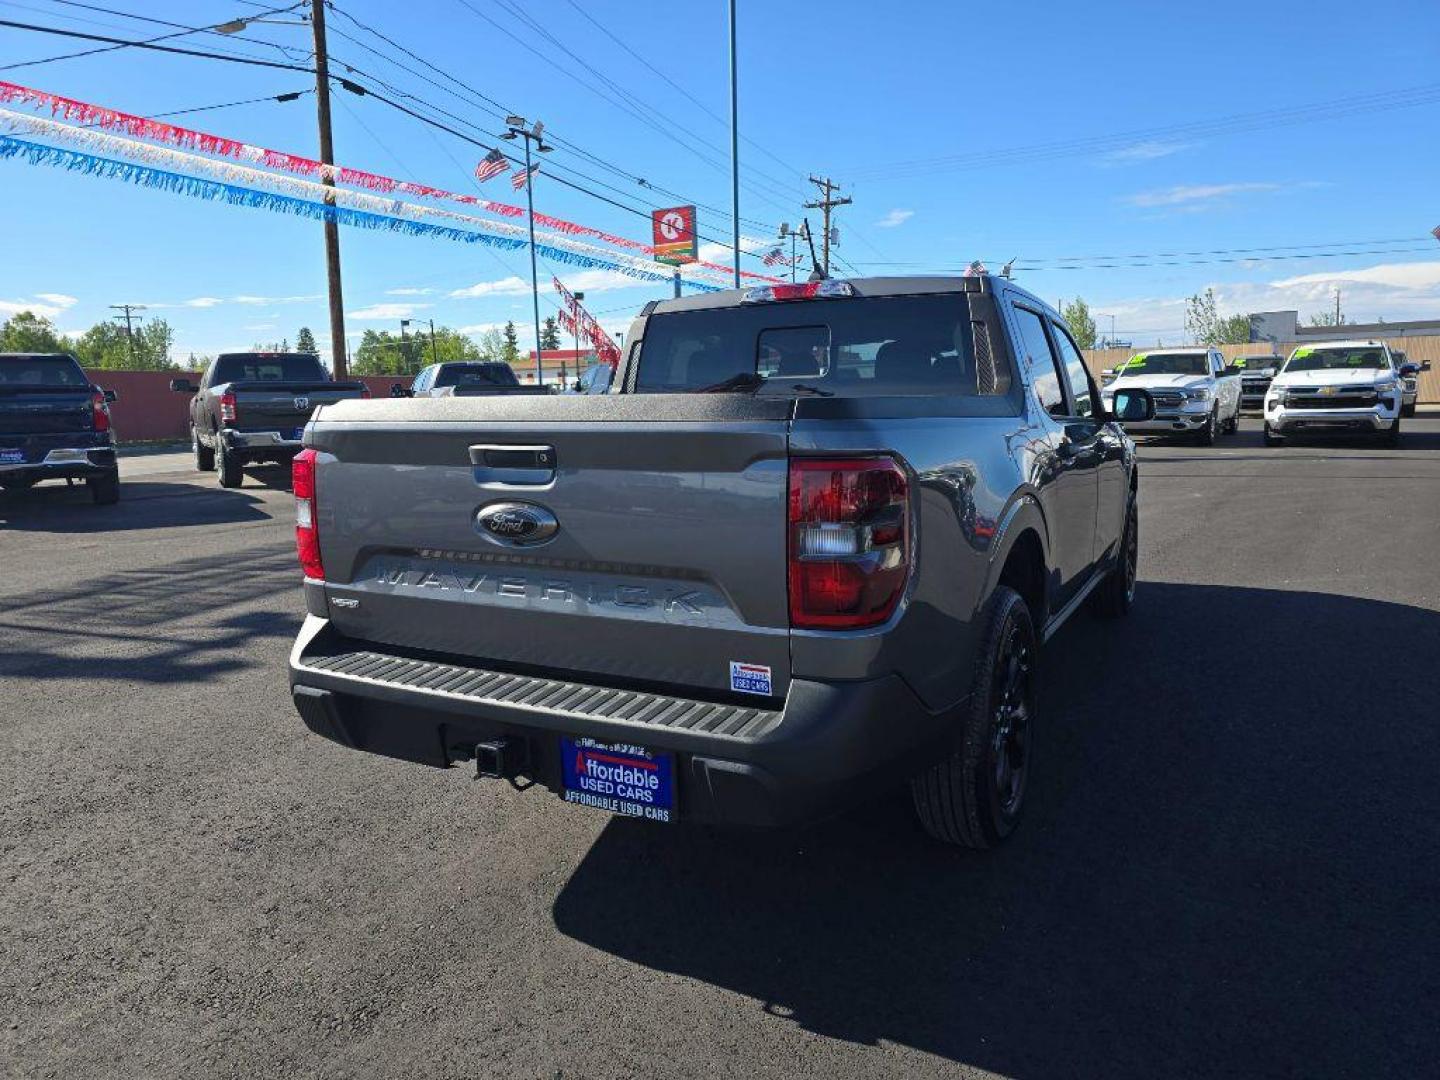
[310,0,347,379]
[728,0,740,288]
[504,117,552,385]
[571,290,584,379]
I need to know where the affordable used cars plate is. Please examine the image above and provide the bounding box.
[559,737,674,823]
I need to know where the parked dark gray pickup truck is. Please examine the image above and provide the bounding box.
[0,352,119,504]
[172,352,367,487]
[287,277,1154,848]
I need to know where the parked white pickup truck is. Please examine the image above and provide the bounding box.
[1263,340,1418,446]
[1100,347,1241,445]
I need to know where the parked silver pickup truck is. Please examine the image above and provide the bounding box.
[287,277,1154,848]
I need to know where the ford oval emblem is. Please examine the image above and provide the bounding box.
[475,501,559,546]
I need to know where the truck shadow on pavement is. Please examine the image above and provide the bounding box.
[553,582,1440,1079]
[0,549,301,685]
[0,480,271,532]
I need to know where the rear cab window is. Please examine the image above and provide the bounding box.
[633,293,1013,399]
[0,355,88,388]
[211,353,327,383]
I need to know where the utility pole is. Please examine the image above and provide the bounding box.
[311,0,347,378]
[804,176,852,277]
[502,116,552,385]
[428,318,439,365]
[1334,287,1342,326]
[400,319,411,373]
[728,0,740,287]
[571,290,584,376]
[109,303,145,366]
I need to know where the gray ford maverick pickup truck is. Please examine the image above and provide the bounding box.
[287,276,1153,848]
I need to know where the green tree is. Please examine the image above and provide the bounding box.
[1184,289,1251,346]
[295,326,317,354]
[1308,309,1348,327]
[502,320,521,365]
[540,316,562,351]
[352,325,480,376]
[76,316,178,370]
[476,328,505,361]
[0,311,67,353]
[1060,298,1097,349]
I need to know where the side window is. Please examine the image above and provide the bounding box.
[1012,306,1066,418]
[411,366,431,393]
[1050,321,1094,418]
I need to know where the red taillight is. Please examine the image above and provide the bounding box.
[90,390,110,433]
[219,391,238,423]
[292,448,324,579]
[788,457,909,630]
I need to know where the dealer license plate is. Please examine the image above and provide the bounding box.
[0,449,25,463]
[559,737,674,823]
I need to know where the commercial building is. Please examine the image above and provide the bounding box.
[1248,310,1440,344]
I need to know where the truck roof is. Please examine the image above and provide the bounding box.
[1292,339,1388,350]
[642,274,1011,317]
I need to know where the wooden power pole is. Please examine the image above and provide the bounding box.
[804,176,852,278]
[311,0,347,378]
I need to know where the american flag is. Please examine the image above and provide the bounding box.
[511,164,538,191]
[762,247,788,267]
[474,149,508,183]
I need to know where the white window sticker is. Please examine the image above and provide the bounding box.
[729,661,772,696]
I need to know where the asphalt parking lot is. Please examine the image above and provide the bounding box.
[3,419,1439,1079]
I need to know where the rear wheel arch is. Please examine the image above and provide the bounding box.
[992,524,1047,629]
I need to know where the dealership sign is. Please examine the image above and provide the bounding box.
[652,205,698,265]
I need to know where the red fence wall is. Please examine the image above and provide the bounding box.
[84,369,200,444]
[82,371,407,444]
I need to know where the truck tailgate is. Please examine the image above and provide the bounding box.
[0,389,93,434]
[306,395,794,699]
[230,382,363,435]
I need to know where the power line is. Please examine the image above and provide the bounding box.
[38,0,311,60]
[319,8,779,233]
[0,15,316,72]
[848,244,1438,273]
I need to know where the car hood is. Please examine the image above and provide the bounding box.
[1271,369,1394,389]
[1106,373,1211,392]
[1238,367,1279,378]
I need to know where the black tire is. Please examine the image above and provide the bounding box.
[1092,494,1138,619]
[1263,422,1284,447]
[1195,407,1217,446]
[0,477,38,491]
[1226,399,1241,433]
[88,469,120,505]
[216,441,244,488]
[193,426,214,471]
[1401,402,1416,418]
[911,586,1037,849]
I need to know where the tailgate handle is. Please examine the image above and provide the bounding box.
[469,443,556,485]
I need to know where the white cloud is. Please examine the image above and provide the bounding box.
[448,275,532,299]
[455,322,507,336]
[231,294,323,306]
[1,293,77,318]
[347,302,432,320]
[875,209,913,228]
[241,323,277,332]
[1102,141,1193,164]
[385,287,435,296]
[184,297,224,308]
[1092,259,1440,345]
[1122,182,1285,208]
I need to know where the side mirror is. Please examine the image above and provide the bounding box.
[102,388,118,403]
[1111,388,1155,422]
[169,378,195,393]
[1398,363,1420,378]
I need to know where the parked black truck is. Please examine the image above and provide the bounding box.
[0,352,120,504]
[172,352,368,487]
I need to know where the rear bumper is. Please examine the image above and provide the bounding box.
[0,445,116,481]
[222,428,303,457]
[288,616,959,828]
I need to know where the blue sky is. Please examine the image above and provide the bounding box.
[1,0,1437,361]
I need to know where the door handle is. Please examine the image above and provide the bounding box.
[468,443,556,485]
